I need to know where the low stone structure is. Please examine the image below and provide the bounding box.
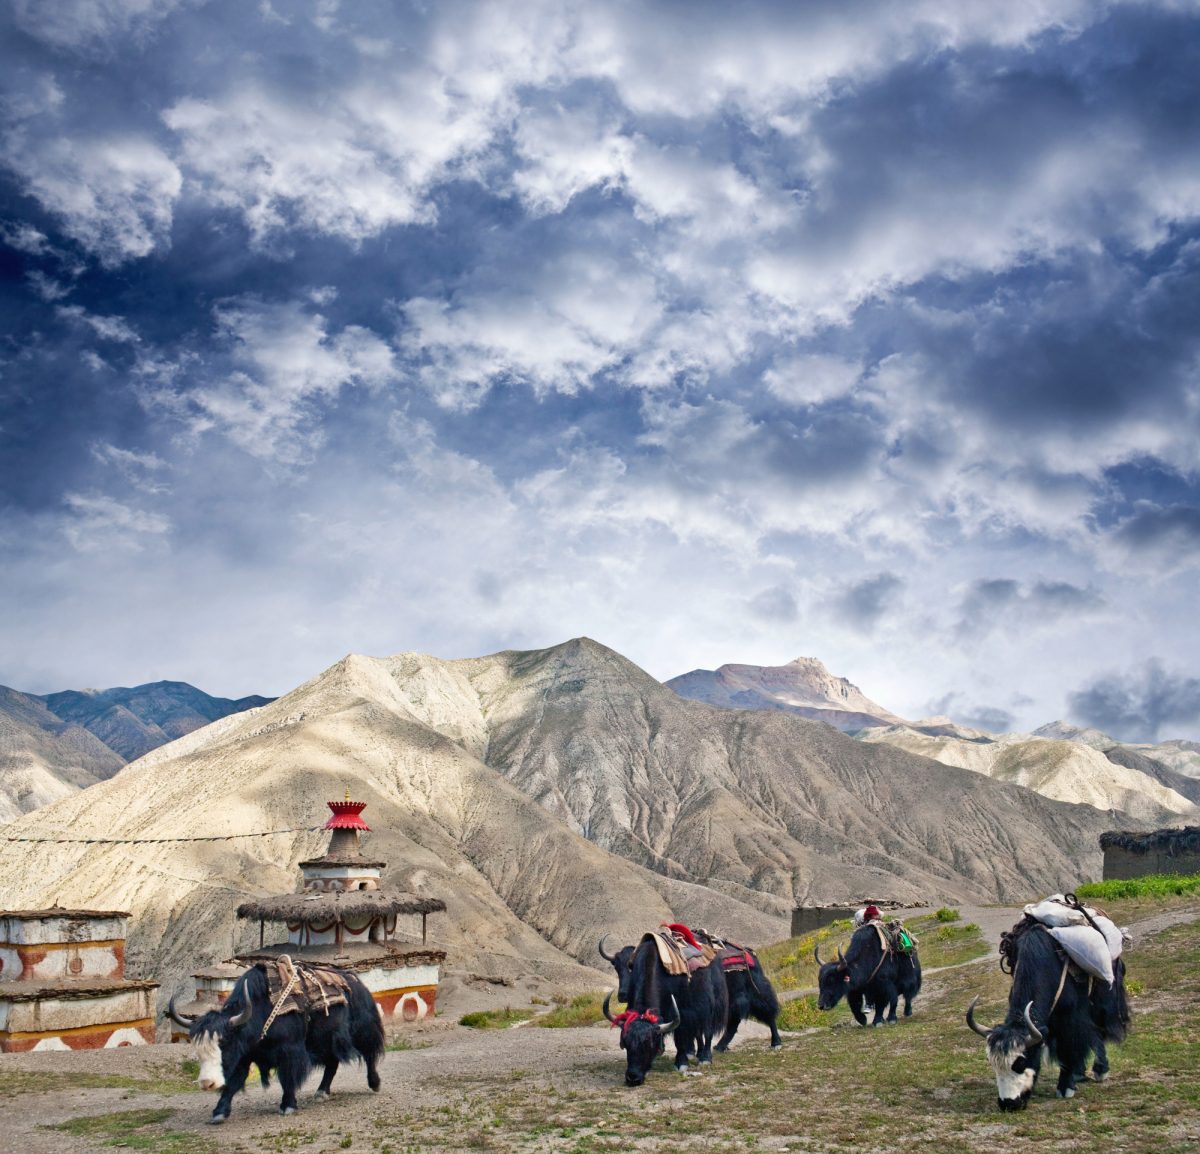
[1100,825,1200,880]
[790,898,908,938]
[232,795,447,1025]
[0,908,158,1052]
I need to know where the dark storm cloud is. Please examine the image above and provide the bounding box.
[747,585,797,622]
[1068,660,1200,744]
[956,579,1104,638]
[832,572,902,633]
[1111,503,1200,556]
[919,691,1014,734]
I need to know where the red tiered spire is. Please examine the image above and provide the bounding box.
[324,790,371,832]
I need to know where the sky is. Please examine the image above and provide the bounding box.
[2,0,1199,743]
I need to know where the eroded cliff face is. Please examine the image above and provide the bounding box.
[666,656,903,731]
[0,638,1142,998]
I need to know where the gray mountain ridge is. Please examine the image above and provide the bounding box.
[0,679,272,819]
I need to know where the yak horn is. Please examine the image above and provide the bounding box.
[965,996,991,1038]
[598,935,617,962]
[1022,1001,1043,1045]
[602,990,617,1023]
[165,995,196,1029]
[813,942,823,966]
[656,995,680,1035]
[837,944,846,964]
[226,999,252,1029]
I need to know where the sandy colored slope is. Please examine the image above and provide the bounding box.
[856,726,1196,822]
[358,641,1129,905]
[0,653,782,999]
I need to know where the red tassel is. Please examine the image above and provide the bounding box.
[662,922,701,949]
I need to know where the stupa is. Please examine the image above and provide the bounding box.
[232,794,446,1024]
[0,908,158,1051]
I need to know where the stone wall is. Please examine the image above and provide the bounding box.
[790,906,855,937]
[1100,826,1200,880]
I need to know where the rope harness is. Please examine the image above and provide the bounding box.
[259,958,301,1041]
[257,955,341,1041]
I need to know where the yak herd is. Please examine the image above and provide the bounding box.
[169,908,1130,1123]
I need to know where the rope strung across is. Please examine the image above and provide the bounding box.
[0,826,324,844]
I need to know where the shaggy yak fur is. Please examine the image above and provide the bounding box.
[171,963,384,1123]
[600,933,781,1052]
[967,924,1130,1110]
[600,936,728,1085]
[816,925,922,1026]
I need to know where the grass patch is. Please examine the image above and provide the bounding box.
[0,1059,200,1098]
[777,994,823,1030]
[46,1108,215,1154]
[533,992,606,1028]
[936,907,960,922]
[1076,873,1200,901]
[459,1006,537,1029]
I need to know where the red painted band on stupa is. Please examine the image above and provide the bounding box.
[324,800,371,831]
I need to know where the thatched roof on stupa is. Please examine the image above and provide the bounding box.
[236,889,445,923]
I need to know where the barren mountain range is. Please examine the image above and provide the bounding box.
[0,639,1141,999]
[0,681,271,819]
[669,658,1200,819]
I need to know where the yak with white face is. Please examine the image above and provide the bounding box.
[167,962,384,1123]
[967,922,1128,1110]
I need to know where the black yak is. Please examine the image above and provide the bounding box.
[815,925,922,1026]
[167,961,384,1123]
[967,922,1129,1109]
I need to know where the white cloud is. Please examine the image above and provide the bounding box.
[9,0,189,52]
[62,492,170,552]
[3,131,181,266]
[146,298,399,463]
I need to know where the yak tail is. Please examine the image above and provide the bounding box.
[348,979,386,1066]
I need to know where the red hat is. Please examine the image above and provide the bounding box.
[864,904,881,921]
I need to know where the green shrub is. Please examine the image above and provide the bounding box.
[1075,874,1200,901]
[534,993,607,1028]
[935,907,959,922]
[777,995,823,1031]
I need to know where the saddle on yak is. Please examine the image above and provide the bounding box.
[642,923,718,976]
[693,927,760,974]
[262,955,351,1021]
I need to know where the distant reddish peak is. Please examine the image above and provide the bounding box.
[324,797,370,831]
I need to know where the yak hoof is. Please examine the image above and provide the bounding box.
[209,1114,228,1126]
[1093,1071,1108,1083]
[280,1105,298,1115]
[315,1090,331,1100]
[1057,1088,1075,1099]
[771,1042,783,1051]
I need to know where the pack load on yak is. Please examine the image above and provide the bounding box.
[1017,894,1129,985]
[691,927,783,1051]
[966,893,1131,1110]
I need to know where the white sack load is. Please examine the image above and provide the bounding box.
[1091,913,1129,960]
[1024,895,1087,927]
[1046,925,1115,985]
